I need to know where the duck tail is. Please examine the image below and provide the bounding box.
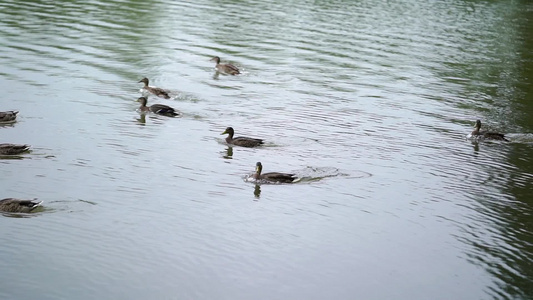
[32,199,43,207]
[162,111,179,117]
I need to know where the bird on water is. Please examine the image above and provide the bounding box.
[0,143,31,155]
[138,78,171,99]
[0,111,19,123]
[252,162,297,183]
[0,198,43,213]
[136,97,179,117]
[471,120,509,141]
[221,127,263,147]
[211,56,240,75]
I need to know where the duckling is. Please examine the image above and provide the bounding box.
[138,78,171,99]
[136,97,179,117]
[0,111,19,123]
[221,127,263,147]
[0,143,30,155]
[0,198,43,213]
[253,162,297,183]
[211,56,240,75]
[471,120,509,141]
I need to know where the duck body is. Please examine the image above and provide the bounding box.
[138,78,171,99]
[0,111,19,123]
[0,143,31,155]
[211,56,240,75]
[471,120,509,141]
[253,162,297,183]
[221,127,263,147]
[0,198,43,213]
[137,97,179,117]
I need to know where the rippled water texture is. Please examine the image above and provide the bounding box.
[1,0,532,299]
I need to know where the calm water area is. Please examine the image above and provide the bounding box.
[1,0,532,299]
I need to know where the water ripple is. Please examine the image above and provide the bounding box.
[1,0,532,299]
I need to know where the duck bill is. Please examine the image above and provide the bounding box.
[221,130,228,135]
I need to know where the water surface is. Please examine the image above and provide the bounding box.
[1,0,532,299]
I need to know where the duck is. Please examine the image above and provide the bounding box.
[471,120,509,141]
[136,97,179,117]
[0,111,19,123]
[138,78,171,99]
[253,162,297,183]
[221,127,263,147]
[0,143,31,155]
[211,56,240,75]
[0,198,43,213]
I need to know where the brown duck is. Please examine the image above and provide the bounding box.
[211,56,240,75]
[471,120,509,141]
[221,127,263,147]
[138,78,171,99]
[0,198,43,213]
[0,143,30,155]
[0,111,19,123]
[137,97,179,117]
[253,162,297,183]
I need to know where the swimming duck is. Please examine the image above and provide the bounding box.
[0,111,19,123]
[221,127,263,147]
[471,120,509,141]
[211,56,240,75]
[138,78,171,99]
[0,198,43,213]
[253,162,297,183]
[136,97,179,117]
[0,143,30,155]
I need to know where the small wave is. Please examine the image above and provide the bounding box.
[243,166,363,185]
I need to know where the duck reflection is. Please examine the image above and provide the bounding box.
[472,141,480,154]
[253,184,261,199]
[222,146,233,159]
[0,155,28,160]
[136,113,146,125]
[0,122,16,128]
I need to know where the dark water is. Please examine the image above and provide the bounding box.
[1,0,532,299]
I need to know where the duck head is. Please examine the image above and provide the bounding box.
[138,78,149,85]
[470,120,484,135]
[136,97,148,106]
[255,162,263,176]
[221,127,235,136]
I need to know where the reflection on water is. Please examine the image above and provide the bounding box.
[136,113,146,125]
[222,146,233,159]
[0,123,17,128]
[253,184,261,199]
[0,0,532,299]
[0,155,29,160]
[1,212,41,219]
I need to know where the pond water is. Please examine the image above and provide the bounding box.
[1,0,532,299]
